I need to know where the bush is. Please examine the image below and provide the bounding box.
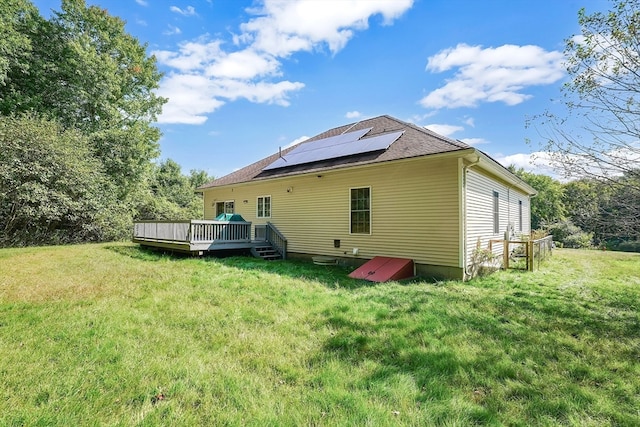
[615,241,640,253]
[547,220,593,249]
[0,114,129,246]
[469,247,501,278]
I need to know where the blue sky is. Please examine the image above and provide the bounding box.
[33,0,610,179]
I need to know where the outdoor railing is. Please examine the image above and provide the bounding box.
[133,220,252,244]
[489,234,554,271]
[266,222,287,260]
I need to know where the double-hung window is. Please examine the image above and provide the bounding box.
[518,200,523,232]
[216,200,235,216]
[350,187,370,234]
[493,191,500,234]
[257,195,271,218]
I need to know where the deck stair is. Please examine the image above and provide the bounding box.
[251,243,282,261]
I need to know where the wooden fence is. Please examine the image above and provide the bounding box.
[490,235,554,271]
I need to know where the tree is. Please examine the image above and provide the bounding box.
[509,167,566,229]
[0,114,130,246]
[563,178,609,241]
[530,0,640,243]
[0,0,36,86]
[0,0,166,200]
[533,0,640,185]
[135,160,211,221]
[189,169,214,190]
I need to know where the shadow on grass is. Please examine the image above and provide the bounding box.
[309,290,500,424]
[217,256,378,290]
[308,280,640,424]
[105,244,185,262]
[106,244,382,290]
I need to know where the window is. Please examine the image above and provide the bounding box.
[257,195,271,218]
[518,200,523,232]
[350,187,370,234]
[493,191,500,234]
[215,201,235,217]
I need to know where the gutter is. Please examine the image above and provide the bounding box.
[462,155,481,280]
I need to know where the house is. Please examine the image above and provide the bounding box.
[195,115,536,280]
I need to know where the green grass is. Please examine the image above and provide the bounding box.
[1,244,639,426]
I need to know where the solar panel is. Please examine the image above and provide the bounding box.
[263,129,404,171]
[291,127,372,154]
[264,127,371,170]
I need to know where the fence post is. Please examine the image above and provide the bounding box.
[528,240,535,271]
[503,240,509,270]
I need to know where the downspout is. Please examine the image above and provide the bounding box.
[462,156,481,280]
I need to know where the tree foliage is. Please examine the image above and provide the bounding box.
[534,0,640,184]
[0,115,130,246]
[0,1,213,247]
[0,0,36,86]
[135,160,211,221]
[529,0,640,246]
[0,0,165,199]
[509,167,566,229]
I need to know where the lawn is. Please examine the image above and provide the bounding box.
[0,244,638,426]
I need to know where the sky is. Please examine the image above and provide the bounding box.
[32,0,611,179]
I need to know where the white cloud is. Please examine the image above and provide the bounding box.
[424,123,463,137]
[420,43,565,109]
[205,50,281,79]
[157,74,225,124]
[154,40,223,72]
[346,111,362,119]
[209,78,305,105]
[494,151,557,176]
[135,0,148,6]
[170,5,196,16]
[163,25,182,36]
[242,0,414,56]
[155,0,414,124]
[463,116,475,127]
[284,135,310,148]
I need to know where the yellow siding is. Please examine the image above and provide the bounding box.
[203,156,461,267]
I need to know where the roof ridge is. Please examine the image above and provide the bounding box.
[385,115,471,149]
[199,114,472,189]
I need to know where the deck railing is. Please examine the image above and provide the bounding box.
[265,222,287,260]
[133,220,252,244]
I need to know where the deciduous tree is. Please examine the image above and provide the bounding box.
[0,115,129,246]
[0,0,166,200]
[533,0,640,185]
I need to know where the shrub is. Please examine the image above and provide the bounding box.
[469,247,501,278]
[547,220,593,249]
[615,241,640,253]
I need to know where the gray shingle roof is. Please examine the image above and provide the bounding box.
[198,115,471,189]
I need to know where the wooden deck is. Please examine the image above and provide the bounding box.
[133,220,288,259]
[133,220,255,253]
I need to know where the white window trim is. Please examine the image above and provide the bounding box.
[349,186,372,235]
[256,195,272,218]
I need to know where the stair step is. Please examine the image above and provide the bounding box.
[252,244,282,260]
